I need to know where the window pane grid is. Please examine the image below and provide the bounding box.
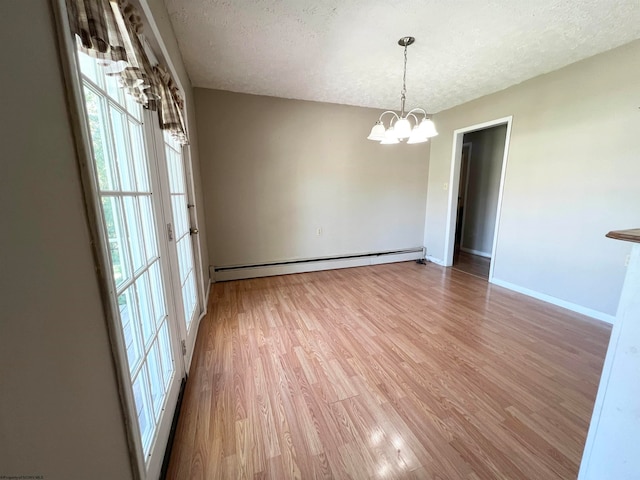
[175,230,190,244]
[133,367,153,453]
[109,105,136,192]
[182,271,197,326]
[146,341,165,420]
[149,261,167,329]
[158,320,174,390]
[125,93,143,121]
[171,195,189,238]
[109,194,136,294]
[80,50,176,461]
[137,272,156,348]
[124,197,147,274]
[83,76,148,194]
[139,198,159,265]
[163,138,198,329]
[167,150,186,194]
[177,236,197,325]
[129,120,150,191]
[78,49,98,84]
[176,238,186,283]
[84,87,118,191]
[119,286,143,374]
[124,279,173,455]
[104,68,125,107]
[102,196,131,288]
[101,194,159,297]
[181,265,195,290]
[129,312,171,383]
[130,323,174,451]
[176,237,191,284]
[107,101,143,139]
[113,253,161,298]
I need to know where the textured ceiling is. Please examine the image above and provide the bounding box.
[163,0,640,113]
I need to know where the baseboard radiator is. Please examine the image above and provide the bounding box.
[213,247,425,282]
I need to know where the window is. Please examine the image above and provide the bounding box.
[78,50,198,473]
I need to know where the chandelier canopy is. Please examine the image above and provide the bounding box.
[367,37,438,145]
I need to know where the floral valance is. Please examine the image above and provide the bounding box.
[66,0,189,145]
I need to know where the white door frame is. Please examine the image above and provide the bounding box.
[443,116,513,281]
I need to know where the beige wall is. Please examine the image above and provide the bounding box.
[461,125,507,255]
[144,0,211,286]
[426,40,640,317]
[0,1,133,478]
[195,89,430,268]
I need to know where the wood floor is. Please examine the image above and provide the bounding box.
[453,251,490,279]
[166,262,611,480]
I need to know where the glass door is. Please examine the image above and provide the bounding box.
[77,51,183,478]
[157,131,200,365]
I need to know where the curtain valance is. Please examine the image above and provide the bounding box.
[67,0,189,145]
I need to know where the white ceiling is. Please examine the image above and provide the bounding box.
[163,0,640,113]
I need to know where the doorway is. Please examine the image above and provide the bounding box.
[443,117,512,281]
[452,142,491,278]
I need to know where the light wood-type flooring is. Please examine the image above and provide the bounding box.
[167,262,611,479]
[453,251,490,279]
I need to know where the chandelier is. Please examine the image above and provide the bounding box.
[367,37,438,145]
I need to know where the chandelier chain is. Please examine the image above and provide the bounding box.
[400,44,408,116]
[366,36,437,144]
[402,44,408,98]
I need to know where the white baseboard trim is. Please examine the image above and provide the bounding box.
[490,277,615,325]
[214,250,423,282]
[460,247,491,258]
[426,256,446,266]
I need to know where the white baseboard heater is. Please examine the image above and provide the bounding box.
[213,247,425,282]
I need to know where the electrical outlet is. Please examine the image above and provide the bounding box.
[316,227,322,236]
[625,254,631,267]
[443,182,448,191]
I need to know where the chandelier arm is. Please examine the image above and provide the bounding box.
[378,110,400,125]
[406,107,428,118]
[407,112,420,125]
